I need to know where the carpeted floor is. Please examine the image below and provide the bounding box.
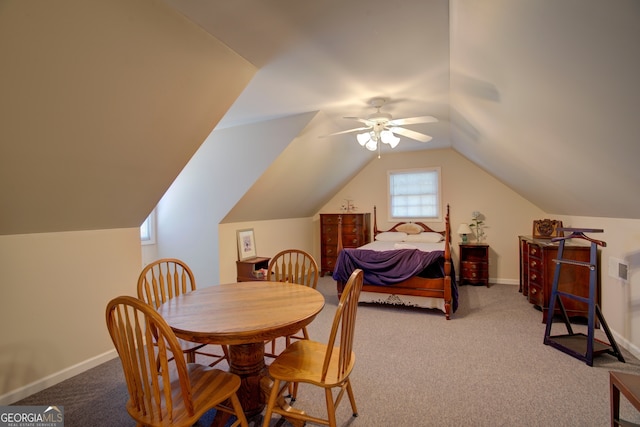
[14,277,640,426]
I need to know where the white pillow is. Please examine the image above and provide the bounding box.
[396,223,424,235]
[375,232,408,242]
[403,232,444,243]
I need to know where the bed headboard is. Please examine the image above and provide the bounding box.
[336,204,451,264]
[337,204,451,253]
[373,205,450,241]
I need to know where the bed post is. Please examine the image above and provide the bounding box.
[337,215,343,253]
[336,215,344,297]
[373,205,379,235]
[443,203,452,319]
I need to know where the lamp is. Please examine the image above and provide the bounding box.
[457,223,472,243]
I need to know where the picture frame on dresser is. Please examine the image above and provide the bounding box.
[236,228,257,261]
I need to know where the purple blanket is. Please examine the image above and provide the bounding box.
[332,248,445,286]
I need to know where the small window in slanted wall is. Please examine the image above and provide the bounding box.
[388,167,441,221]
[140,209,156,245]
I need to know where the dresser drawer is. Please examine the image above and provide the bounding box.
[322,256,337,272]
[341,224,364,235]
[321,215,341,225]
[340,215,364,226]
[321,231,339,247]
[528,267,543,288]
[528,244,541,258]
[321,245,338,258]
[528,253,542,272]
[341,233,366,247]
[461,261,487,280]
[528,282,544,306]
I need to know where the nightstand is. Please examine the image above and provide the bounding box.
[459,243,489,287]
[236,256,270,282]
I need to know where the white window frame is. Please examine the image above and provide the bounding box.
[140,209,156,245]
[387,167,442,222]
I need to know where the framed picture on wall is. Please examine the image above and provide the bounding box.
[237,228,257,261]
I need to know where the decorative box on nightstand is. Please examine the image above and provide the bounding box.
[459,243,489,287]
[236,256,270,282]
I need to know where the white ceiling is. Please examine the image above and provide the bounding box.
[163,0,452,150]
[165,0,640,220]
[2,0,639,236]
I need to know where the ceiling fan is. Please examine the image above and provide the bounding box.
[325,98,438,153]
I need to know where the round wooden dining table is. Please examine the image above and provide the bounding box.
[158,281,325,419]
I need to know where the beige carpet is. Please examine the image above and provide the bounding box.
[15,276,640,426]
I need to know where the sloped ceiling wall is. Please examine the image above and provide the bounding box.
[166,0,640,221]
[450,0,640,218]
[0,0,255,235]
[222,111,373,223]
[2,0,639,238]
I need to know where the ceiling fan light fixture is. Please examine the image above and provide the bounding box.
[324,98,437,154]
[364,138,377,151]
[380,130,400,148]
[356,132,371,146]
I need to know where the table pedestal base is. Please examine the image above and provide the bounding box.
[228,342,268,417]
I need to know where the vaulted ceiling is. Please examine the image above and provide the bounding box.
[1,0,639,236]
[166,0,640,220]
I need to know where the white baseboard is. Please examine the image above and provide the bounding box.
[0,349,118,405]
[611,329,640,361]
[457,276,520,286]
[492,278,519,285]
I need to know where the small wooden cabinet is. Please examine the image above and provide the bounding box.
[459,243,489,286]
[518,236,598,322]
[236,256,270,282]
[320,213,371,276]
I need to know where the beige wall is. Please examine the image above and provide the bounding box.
[314,147,640,357]
[0,229,141,403]
[218,218,315,284]
[318,148,545,284]
[553,215,640,355]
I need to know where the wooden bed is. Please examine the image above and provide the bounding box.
[333,204,456,319]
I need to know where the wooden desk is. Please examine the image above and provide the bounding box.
[158,281,325,419]
[610,371,640,426]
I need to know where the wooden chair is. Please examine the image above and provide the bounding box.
[105,295,248,427]
[137,258,228,367]
[262,269,364,427]
[264,249,319,359]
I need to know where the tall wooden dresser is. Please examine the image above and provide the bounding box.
[320,213,371,276]
[519,235,599,323]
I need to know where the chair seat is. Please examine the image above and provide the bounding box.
[268,340,355,387]
[127,364,241,427]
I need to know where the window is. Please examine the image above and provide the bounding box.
[140,209,156,245]
[388,167,441,221]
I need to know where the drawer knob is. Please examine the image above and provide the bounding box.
[531,261,537,268]
[531,288,537,295]
[531,274,537,281]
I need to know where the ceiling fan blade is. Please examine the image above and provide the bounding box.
[389,115,438,126]
[344,117,373,126]
[390,126,433,143]
[320,126,371,138]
